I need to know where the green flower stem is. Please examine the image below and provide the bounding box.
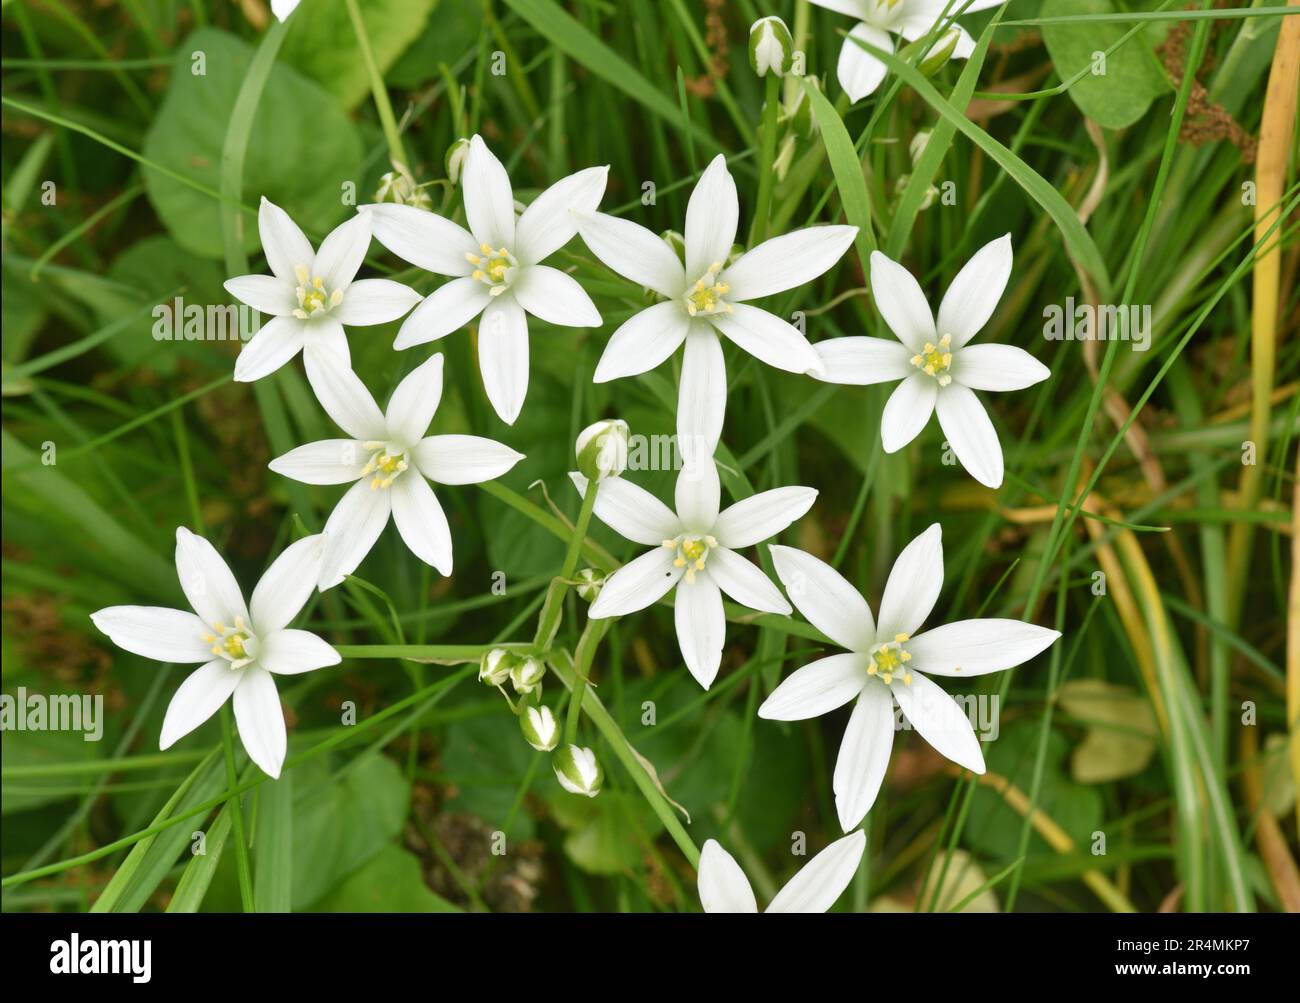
[560,477,599,583]
[334,642,535,661]
[479,480,616,571]
[563,618,608,746]
[748,72,782,248]
[219,705,255,913]
[344,0,407,170]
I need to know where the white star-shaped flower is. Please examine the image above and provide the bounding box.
[814,234,1048,487]
[224,198,421,388]
[575,458,815,689]
[760,524,1060,831]
[808,0,1008,102]
[269,353,524,588]
[91,529,338,778]
[575,154,856,465]
[698,831,866,912]
[363,135,608,424]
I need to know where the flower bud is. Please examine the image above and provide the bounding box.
[374,161,432,210]
[909,130,932,166]
[510,654,547,694]
[575,419,630,482]
[661,229,686,262]
[749,16,794,78]
[445,137,471,185]
[573,568,604,602]
[520,705,560,752]
[479,647,516,686]
[919,28,960,77]
[553,744,603,797]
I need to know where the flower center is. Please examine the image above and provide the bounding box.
[662,533,718,585]
[292,264,344,319]
[683,262,732,318]
[466,243,517,296]
[204,617,258,670]
[868,634,914,686]
[910,334,953,386]
[361,442,410,490]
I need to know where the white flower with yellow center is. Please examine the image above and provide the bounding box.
[813,234,1049,488]
[698,831,866,913]
[574,458,815,689]
[362,135,608,425]
[807,0,1008,102]
[760,524,1061,831]
[575,155,857,465]
[224,198,421,390]
[90,529,338,779]
[268,353,524,588]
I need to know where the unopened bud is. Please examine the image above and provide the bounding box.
[510,655,547,694]
[574,568,604,602]
[575,419,630,481]
[520,705,560,751]
[749,16,794,78]
[445,138,471,185]
[553,744,603,797]
[479,647,516,686]
[919,28,960,77]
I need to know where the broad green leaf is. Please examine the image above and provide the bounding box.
[1041,0,1171,130]
[549,790,663,876]
[253,770,293,912]
[280,0,437,110]
[308,845,460,912]
[166,803,232,912]
[1058,678,1157,784]
[142,28,362,260]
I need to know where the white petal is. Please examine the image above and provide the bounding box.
[389,474,453,576]
[684,155,739,280]
[713,486,817,549]
[89,606,211,663]
[512,265,601,328]
[304,354,387,441]
[224,275,294,317]
[805,0,868,15]
[677,326,726,467]
[709,305,823,375]
[589,547,684,618]
[569,472,681,546]
[314,212,372,292]
[174,528,248,628]
[721,225,857,302]
[160,659,241,749]
[593,302,689,382]
[515,165,609,264]
[332,278,421,327]
[893,672,985,774]
[908,619,1061,677]
[385,353,444,447]
[674,573,725,689]
[303,317,350,370]
[318,479,394,588]
[758,652,869,721]
[767,829,866,913]
[478,294,530,424]
[233,316,305,383]
[951,343,1049,392]
[258,628,340,675]
[937,234,1012,348]
[705,547,790,614]
[416,435,524,485]
[770,545,875,651]
[876,522,944,641]
[575,211,686,298]
[880,373,937,453]
[233,667,287,778]
[258,197,314,284]
[697,840,758,913]
[249,533,326,633]
[674,457,720,533]
[269,439,367,485]
[364,203,478,276]
[838,24,893,103]
[463,135,515,248]
[833,684,896,830]
[935,383,1004,488]
[812,336,914,386]
[393,277,491,350]
[870,251,935,351]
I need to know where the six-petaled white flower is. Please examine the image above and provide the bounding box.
[91,529,339,778]
[808,0,1008,102]
[813,234,1048,487]
[698,830,866,913]
[575,458,815,689]
[224,198,421,389]
[363,135,608,424]
[760,524,1060,830]
[269,353,524,589]
[575,154,856,465]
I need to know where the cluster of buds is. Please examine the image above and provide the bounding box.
[479,647,545,695]
[575,418,630,482]
[373,160,433,211]
[893,129,940,211]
